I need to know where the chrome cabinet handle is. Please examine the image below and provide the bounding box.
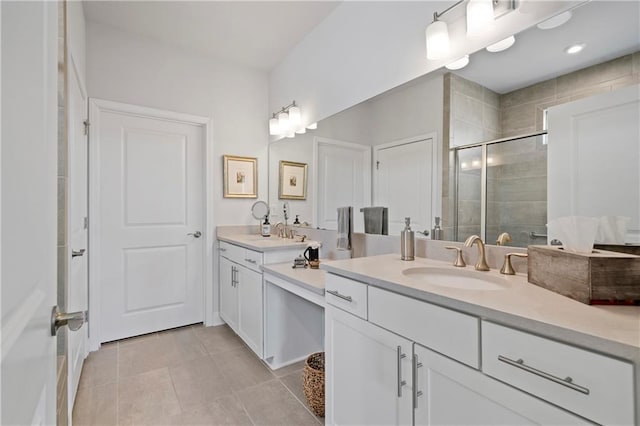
[326,290,352,302]
[397,346,407,397]
[231,266,237,287]
[498,355,589,395]
[219,247,227,252]
[244,258,257,264]
[413,354,423,408]
[188,231,202,238]
[72,249,86,258]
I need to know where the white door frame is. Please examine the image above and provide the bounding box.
[372,132,441,223]
[66,46,88,418]
[87,98,214,351]
[312,136,372,229]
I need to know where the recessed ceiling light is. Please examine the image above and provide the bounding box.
[486,35,516,53]
[537,10,572,30]
[565,43,585,54]
[446,55,470,70]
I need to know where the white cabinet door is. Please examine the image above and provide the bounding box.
[219,257,238,331]
[413,344,589,426]
[237,266,263,358]
[326,306,413,426]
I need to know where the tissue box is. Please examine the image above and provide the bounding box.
[528,245,640,305]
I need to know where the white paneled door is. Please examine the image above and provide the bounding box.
[1,1,59,424]
[315,138,371,232]
[94,100,205,343]
[374,136,435,235]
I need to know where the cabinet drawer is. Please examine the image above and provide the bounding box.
[482,321,634,426]
[243,248,263,273]
[219,241,244,264]
[368,287,479,368]
[325,274,368,320]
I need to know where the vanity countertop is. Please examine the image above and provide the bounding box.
[321,254,640,360]
[262,262,326,295]
[218,233,308,252]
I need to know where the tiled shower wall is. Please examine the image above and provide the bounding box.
[443,51,640,245]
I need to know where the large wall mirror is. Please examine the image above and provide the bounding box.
[268,0,639,247]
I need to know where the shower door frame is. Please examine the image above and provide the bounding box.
[452,130,548,243]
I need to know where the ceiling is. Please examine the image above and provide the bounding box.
[454,0,640,93]
[83,1,341,71]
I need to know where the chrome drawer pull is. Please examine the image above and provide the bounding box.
[397,346,407,397]
[326,290,352,302]
[219,247,227,252]
[244,258,257,264]
[412,354,423,408]
[497,355,590,395]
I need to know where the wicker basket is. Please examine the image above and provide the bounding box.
[302,352,325,417]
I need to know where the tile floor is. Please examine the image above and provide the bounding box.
[73,324,323,425]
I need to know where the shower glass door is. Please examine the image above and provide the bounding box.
[454,132,547,247]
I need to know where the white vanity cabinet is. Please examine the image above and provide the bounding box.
[325,273,596,426]
[218,239,301,359]
[325,306,413,426]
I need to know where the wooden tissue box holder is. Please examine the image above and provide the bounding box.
[528,245,640,305]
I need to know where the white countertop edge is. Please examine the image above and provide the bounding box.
[217,234,307,252]
[321,263,640,362]
[262,265,326,296]
[263,271,326,307]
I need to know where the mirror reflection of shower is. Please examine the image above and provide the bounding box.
[454,132,548,248]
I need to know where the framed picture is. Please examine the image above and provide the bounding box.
[223,155,257,198]
[279,160,307,200]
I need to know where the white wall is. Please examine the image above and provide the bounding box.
[87,21,270,226]
[67,1,86,87]
[269,1,581,128]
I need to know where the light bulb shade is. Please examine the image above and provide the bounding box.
[486,35,515,52]
[306,122,317,130]
[445,55,469,70]
[295,126,306,134]
[425,20,450,60]
[269,117,280,135]
[286,131,295,138]
[278,112,290,133]
[288,106,301,128]
[467,0,495,37]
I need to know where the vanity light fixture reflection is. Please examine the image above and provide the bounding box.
[307,122,317,130]
[269,100,304,137]
[537,10,572,30]
[446,55,470,70]
[486,35,515,52]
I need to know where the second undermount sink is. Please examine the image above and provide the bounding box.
[402,267,510,291]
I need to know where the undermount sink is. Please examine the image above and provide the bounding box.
[402,267,510,290]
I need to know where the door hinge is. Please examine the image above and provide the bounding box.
[376,160,380,170]
[83,216,89,229]
[83,119,90,135]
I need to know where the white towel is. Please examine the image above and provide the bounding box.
[337,206,352,250]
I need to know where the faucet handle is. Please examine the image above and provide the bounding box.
[500,252,528,275]
[445,246,466,267]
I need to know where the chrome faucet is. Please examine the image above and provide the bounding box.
[496,232,512,246]
[274,222,286,238]
[464,235,490,271]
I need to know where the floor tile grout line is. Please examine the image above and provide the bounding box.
[278,376,324,424]
[231,388,257,426]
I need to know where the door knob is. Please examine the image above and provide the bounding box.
[51,306,87,336]
[188,231,202,238]
[72,248,86,258]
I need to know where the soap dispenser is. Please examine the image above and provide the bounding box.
[261,215,271,237]
[401,217,415,261]
[432,216,443,240]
